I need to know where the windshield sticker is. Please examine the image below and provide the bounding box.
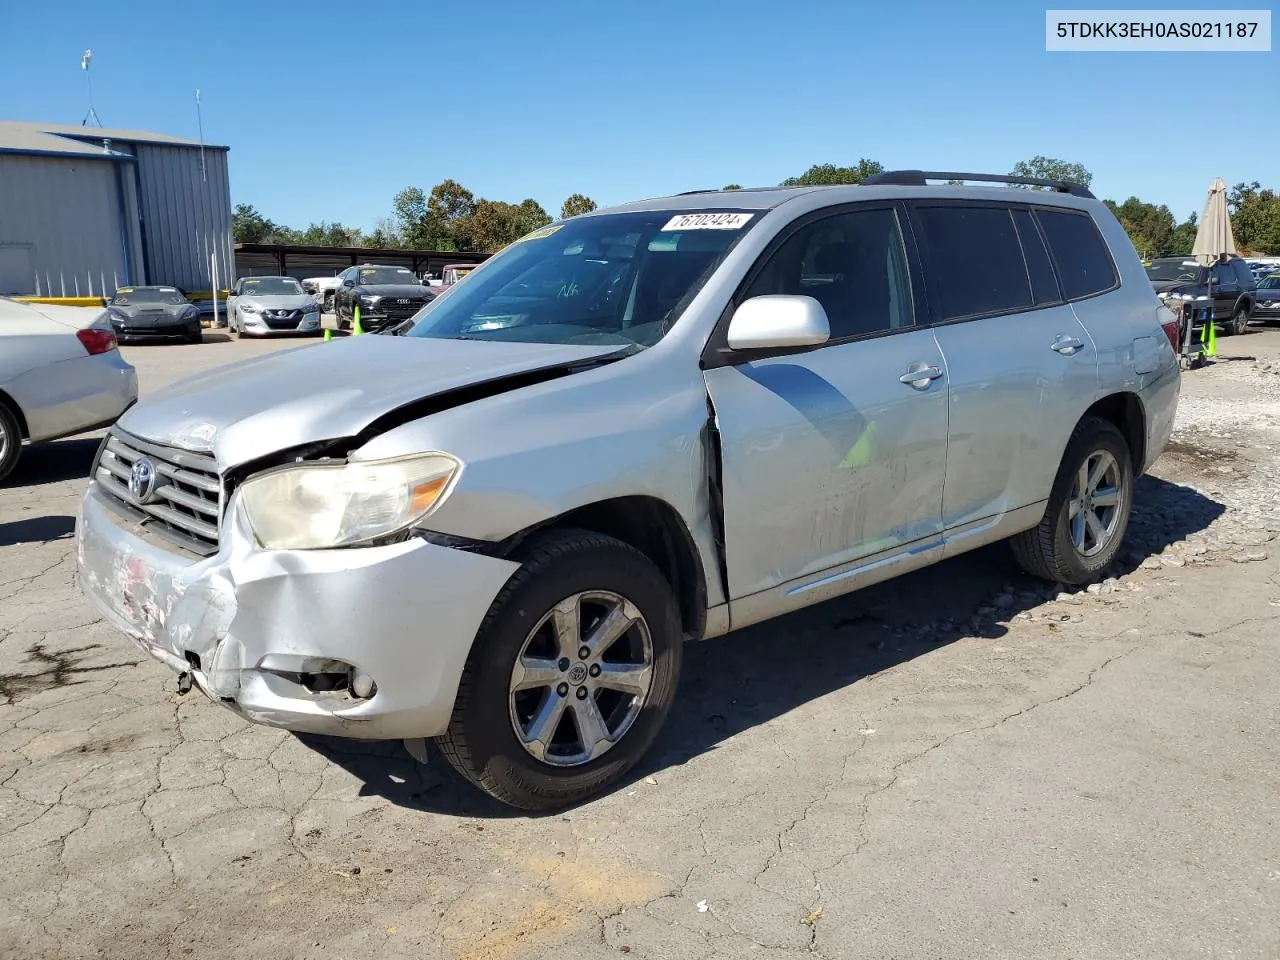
[661,212,754,231]
[514,224,564,244]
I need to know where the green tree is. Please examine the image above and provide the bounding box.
[721,184,742,191]
[513,198,552,236]
[1229,181,1280,254]
[1167,213,1198,257]
[295,221,362,246]
[428,179,477,248]
[392,186,436,249]
[560,193,597,219]
[1010,156,1093,189]
[1102,197,1176,259]
[781,159,884,186]
[232,203,281,243]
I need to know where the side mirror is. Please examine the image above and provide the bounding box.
[726,295,830,351]
[342,279,354,287]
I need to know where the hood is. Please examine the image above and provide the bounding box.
[358,283,434,298]
[239,293,316,310]
[111,301,192,319]
[117,334,623,469]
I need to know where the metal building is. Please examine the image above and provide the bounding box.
[0,121,232,298]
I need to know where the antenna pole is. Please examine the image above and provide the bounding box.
[194,88,207,182]
[81,49,101,127]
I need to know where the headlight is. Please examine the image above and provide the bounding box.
[359,294,382,306]
[182,306,199,319]
[238,453,461,550]
[108,308,128,321]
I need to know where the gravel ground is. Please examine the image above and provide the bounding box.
[2,327,1279,960]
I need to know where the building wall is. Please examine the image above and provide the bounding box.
[0,153,130,297]
[134,144,233,292]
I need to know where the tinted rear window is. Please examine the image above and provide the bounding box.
[1035,209,1118,300]
[1011,208,1061,305]
[915,206,1032,321]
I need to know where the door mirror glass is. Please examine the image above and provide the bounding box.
[727,295,830,351]
[342,279,354,287]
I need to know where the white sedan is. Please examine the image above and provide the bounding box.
[0,297,139,483]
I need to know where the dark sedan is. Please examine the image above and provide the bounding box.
[1253,274,1280,324]
[105,286,204,343]
[333,264,436,333]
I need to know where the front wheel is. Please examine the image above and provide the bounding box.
[0,402,22,484]
[436,530,683,811]
[1010,417,1133,585]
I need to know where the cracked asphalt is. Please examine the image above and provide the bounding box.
[3,329,1280,960]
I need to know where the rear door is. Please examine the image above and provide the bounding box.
[905,201,1099,541]
[703,203,950,600]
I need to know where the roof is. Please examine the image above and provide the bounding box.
[0,120,228,158]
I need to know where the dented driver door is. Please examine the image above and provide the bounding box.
[702,202,949,611]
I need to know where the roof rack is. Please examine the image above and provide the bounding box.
[861,170,1095,200]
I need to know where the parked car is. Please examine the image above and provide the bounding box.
[1,297,138,483]
[226,276,322,338]
[1253,274,1280,323]
[332,264,435,332]
[438,263,480,289]
[1144,256,1258,334]
[75,172,1180,810]
[302,275,344,313]
[105,285,206,343]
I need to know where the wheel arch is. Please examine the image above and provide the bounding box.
[0,388,30,439]
[1082,391,1146,474]
[500,495,709,642]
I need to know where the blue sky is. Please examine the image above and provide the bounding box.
[2,0,1275,231]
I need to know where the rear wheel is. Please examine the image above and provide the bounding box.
[0,402,23,484]
[186,324,204,344]
[436,530,683,811]
[1010,417,1133,585]
[1229,304,1250,336]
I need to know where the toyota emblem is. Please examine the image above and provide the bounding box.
[128,457,158,504]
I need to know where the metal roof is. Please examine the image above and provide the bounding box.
[0,120,228,158]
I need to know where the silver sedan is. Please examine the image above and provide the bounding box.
[0,297,138,483]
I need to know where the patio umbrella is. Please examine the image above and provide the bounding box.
[1192,177,1237,265]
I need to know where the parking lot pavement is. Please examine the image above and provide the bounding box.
[3,331,1280,960]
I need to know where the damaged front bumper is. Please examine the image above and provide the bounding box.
[75,483,519,739]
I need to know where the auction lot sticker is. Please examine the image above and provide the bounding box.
[662,212,755,231]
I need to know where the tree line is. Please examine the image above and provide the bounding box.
[233,157,1279,257]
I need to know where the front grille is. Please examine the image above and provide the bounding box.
[94,430,223,556]
[380,298,427,321]
[263,309,302,329]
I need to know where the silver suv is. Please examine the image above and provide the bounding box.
[75,171,1181,809]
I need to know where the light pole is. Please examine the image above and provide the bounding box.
[81,50,101,127]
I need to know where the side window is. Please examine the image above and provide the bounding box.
[1210,264,1231,286]
[742,207,914,339]
[1235,261,1256,286]
[1035,209,1119,301]
[1011,208,1061,305]
[914,205,1032,321]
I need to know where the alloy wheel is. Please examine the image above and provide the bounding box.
[1068,450,1125,558]
[508,590,654,767]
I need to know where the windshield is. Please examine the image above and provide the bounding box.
[1259,275,1280,290]
[402,210,757,348]
[358,267,418,285]
[241,277,303,296]
[111,287,187,306]
[1145,261,1206,283]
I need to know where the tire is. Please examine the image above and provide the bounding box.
[0,401,22,484]
[187,324,204,344]
[323,291,335,313]
[1010,416,1133,586]
[436,529,683,811]
[1229,304,1250,336]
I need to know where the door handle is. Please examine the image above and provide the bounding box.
[899,364,943,389]
[1051,335,1085,355]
